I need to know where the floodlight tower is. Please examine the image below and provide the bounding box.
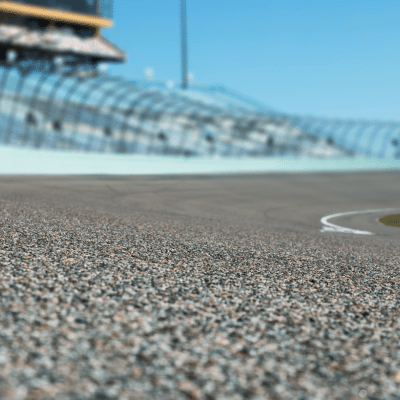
[0,0,125,74]
[180,0,188,89]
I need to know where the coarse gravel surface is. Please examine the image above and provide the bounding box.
[0,173,400,400]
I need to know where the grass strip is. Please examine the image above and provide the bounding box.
[379,214,400,227]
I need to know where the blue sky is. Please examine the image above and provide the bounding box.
[104,0,400,120]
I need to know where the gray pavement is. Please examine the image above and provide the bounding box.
[1,171,399,238]
[0,171,399,399]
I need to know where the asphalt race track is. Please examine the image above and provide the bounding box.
[0,170,399,400]
[1,171,399,238]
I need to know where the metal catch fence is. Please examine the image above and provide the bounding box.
[0,64,399,158]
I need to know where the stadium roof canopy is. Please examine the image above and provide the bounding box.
[0,0,125,64]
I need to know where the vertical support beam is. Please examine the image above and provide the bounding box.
[180,0,188,89]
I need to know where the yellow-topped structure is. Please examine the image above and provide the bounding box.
[0,1,112,29]
[0,0,125,64]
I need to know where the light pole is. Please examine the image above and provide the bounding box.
[180,0,188,89]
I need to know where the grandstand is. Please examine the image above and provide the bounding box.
[0,1,397,158]
[0,68,350,157]
[1,64,399,158]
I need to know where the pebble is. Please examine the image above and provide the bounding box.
[0,197,399,400]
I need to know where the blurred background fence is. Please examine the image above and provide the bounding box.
[0,64,399,158]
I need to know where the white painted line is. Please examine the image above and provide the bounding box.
[320,208,400,235]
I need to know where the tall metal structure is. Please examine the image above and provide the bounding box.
[180,0,188,89]
[0,0,125,74]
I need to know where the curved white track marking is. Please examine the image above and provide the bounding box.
[320,208,400,235]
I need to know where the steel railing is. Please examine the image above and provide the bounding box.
[0,65,398,158]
